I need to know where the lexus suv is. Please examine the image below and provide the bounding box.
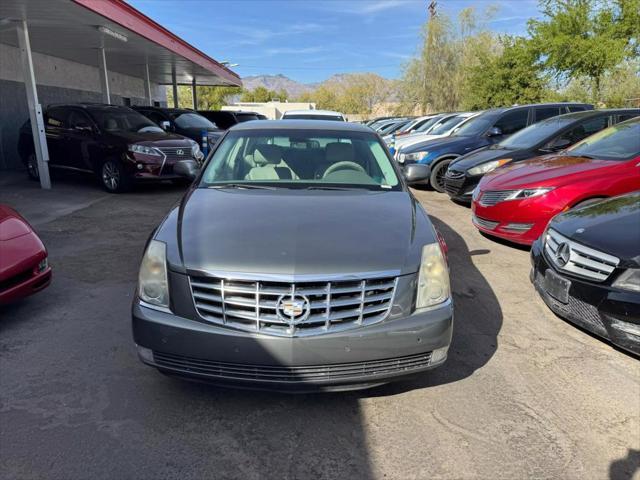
[531,191,640,355]
[132,120,453,391]
[18,104,204,193]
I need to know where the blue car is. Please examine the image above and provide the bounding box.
[396,103,593,192]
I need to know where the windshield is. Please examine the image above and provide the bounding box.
[173,113,216,129]
[499,116,575,149]
[236,114,260,122]
[380,121,409,135]
[283,114,344,121]
[567,120,640,161]
[428,115,468,136]
[453,113,497,137]
[413,116,443,133]
[200,129,401,190]
[90,109,162,133]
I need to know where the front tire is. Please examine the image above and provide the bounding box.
[26,153,39,181]
[430,159,454,193]
[100,159,132,193]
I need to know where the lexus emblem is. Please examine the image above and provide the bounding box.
[276,295,310,326]
[555,242,571,267]
[176,149,184,155]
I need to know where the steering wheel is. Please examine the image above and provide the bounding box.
[323,161,367,178]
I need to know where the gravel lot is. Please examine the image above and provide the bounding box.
[1,177,638,480]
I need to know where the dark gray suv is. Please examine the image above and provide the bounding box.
[132,120,453,391]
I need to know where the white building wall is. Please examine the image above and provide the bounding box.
[0,43,165,101]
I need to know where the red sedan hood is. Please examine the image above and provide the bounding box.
[481,155,614,190]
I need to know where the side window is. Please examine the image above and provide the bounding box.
[494,109,529,135]
[547,116,609,149]
[145,111,165,125]
[617,113,639,123]
[46,108,68,128]
[568,105,587,112]
[67,110,93,129]
[534,106,561,122]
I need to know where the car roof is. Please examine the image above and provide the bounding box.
[46,103,132,111]
[229,119,372,133]
[283,110,344,116]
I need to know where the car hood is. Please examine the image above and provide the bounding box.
[401,135,473,154]
[159,189,434,277]
[450,146,529,171]
[549,192,640,265]
[480,155,615,190]
[108,130,192,146]
[395,133,447,150]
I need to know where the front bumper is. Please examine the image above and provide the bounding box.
[531,241,640,355]
[444,173,479,203]
[471,199,553,246]
[0,266,51,305]
[132,300,453,391]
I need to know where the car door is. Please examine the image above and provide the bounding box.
[43,107,70,166]
[65,109,98,172]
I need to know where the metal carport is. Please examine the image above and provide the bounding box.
[0,0,241,189]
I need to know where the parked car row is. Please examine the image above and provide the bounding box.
[392,103,639,355]
[18,103,266,193]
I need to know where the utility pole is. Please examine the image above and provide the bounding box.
[428,0,437,18]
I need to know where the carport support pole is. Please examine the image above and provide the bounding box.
[171,67,178,108]
[16,20,51,190]
[191,77,197,109]
[144,63,152,106]
[98,48,110,104]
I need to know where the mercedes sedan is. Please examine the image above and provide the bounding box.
[132,120,453,391]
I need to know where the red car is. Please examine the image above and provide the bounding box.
[472,118,640,246]
[0,205,51,305]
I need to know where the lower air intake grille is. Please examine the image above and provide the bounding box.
[153,351,433,382]
[472,214,499,230]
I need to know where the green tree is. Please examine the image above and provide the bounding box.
[528,0,638,101]
[462,36,549,109]
[240,86,288,102]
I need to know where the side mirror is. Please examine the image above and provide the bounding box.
[174,159,200,181]
[160,120,171,131]
[404,163,431,184]
[545,138,572,152]
[75,124,94,134]
[487,126,503,137]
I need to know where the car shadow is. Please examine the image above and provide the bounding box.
[609,449,640,480]
[363,213,504,396]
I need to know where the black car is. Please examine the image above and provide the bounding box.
[197,110,266,130]
[133,107,223,152]
[531,192,640,355]
[396,103,593,192]
[445,109,640,203]
[18,104,203,193]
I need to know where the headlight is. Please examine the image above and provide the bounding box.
[468,158,512,176]
[128,144,161,156]
[613,269,640,292]
[138,240,170,309]
[416,243,451,309]
[191,143,204,161]
[504,187,554,201]
[404,152,427,162]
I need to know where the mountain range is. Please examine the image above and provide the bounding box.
[241,74,316,98]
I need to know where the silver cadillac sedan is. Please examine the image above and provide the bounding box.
[132,120,453,391]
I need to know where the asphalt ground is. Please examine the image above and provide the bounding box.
[1,175,638,480]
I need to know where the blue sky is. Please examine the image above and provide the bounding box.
[128,0,541,83]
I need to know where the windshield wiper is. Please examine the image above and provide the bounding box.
[208,183,280,190]
[566,154,596,159]
[304,186,362,191]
